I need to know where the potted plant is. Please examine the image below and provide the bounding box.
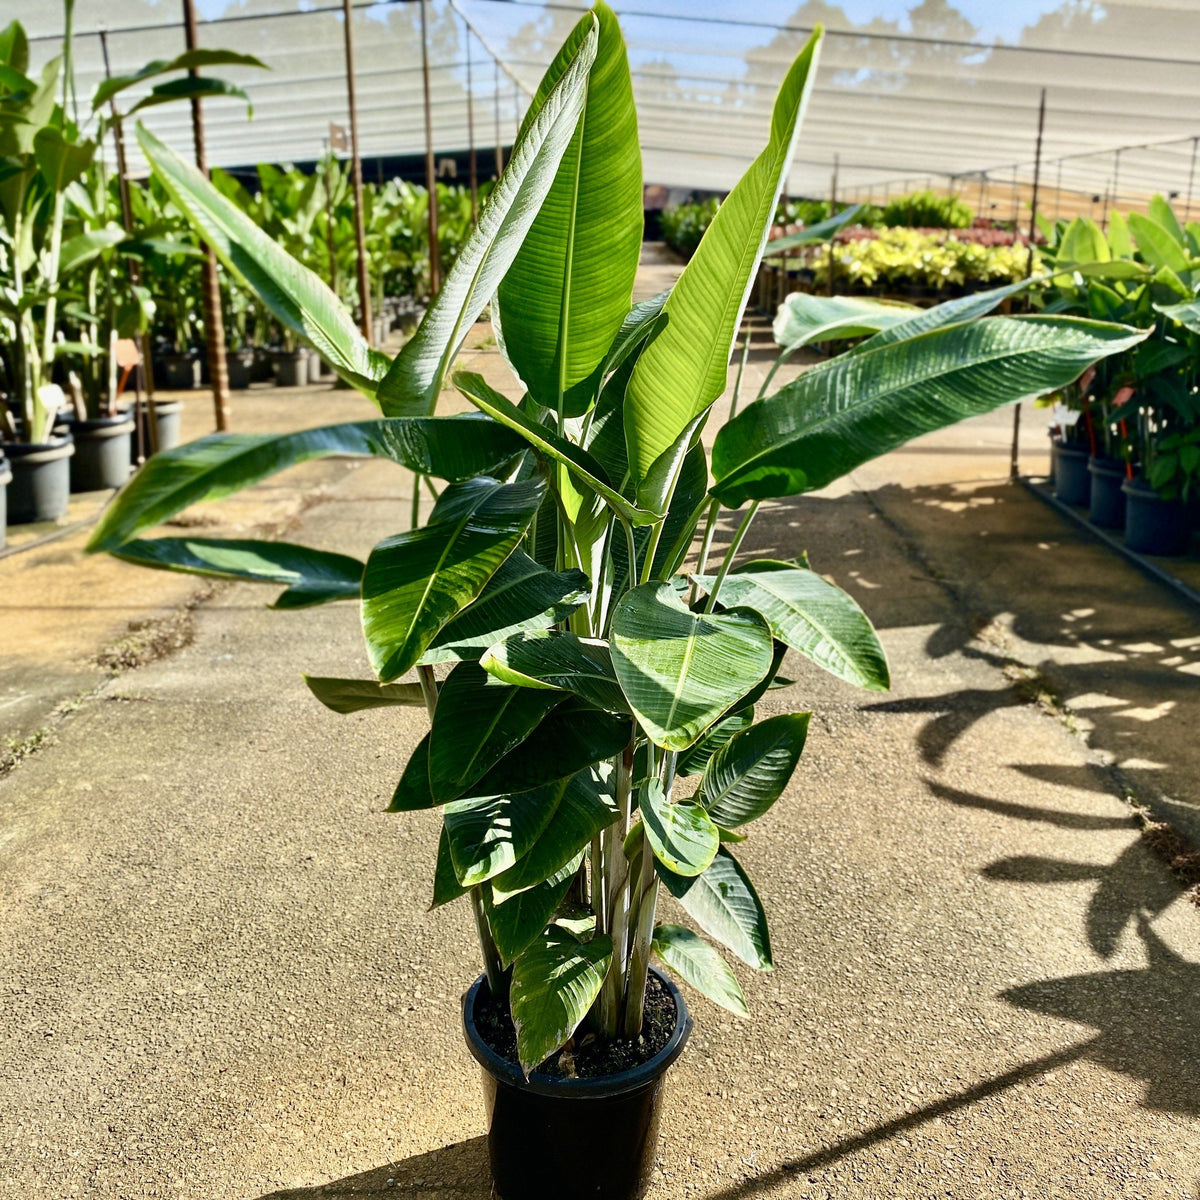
[85,9,1146,1197]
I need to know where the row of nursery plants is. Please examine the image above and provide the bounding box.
[1036,199,1200,556]
[0,8,482,544]
[83,5,1146,1197]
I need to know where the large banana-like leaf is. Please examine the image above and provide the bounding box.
[486,856,582,966]
[1128,211,1190,274]
[711,315,1149,506]
[444,776,568,886]
[431,825,468,909]
[361,477,545,681]
[376,18,598,416]
[657,847,772,970]
[701,712,810,828]
[640,779,719,877]
[88,417,523,552]
[481,630,629,713]
[622,29,823,485]
[112,536,362,608]
[427,661,563,802]
[653,924,747,1017]
[495,2,641,418]
[693,560,888,690]
[304,675,426,714]
[511,929,612,1072]
[676,707,755,777]
[137,126,387,394]
[420,551,589,664]
[491,767,617,894]
[611,583,773,751]
[773,293,916,351]
[453,371,657,525]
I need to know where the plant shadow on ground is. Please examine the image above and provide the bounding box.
[256,1135,492,1199]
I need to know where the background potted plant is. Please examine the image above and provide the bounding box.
[85,8,1146,1198]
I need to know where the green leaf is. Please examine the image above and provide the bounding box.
[471,701,629,798]
[677,707,755,777]
[623,29,822,483]
[431,824,468,908]
[1128,211,1190,274]
[1056,216,1109,267]
[428,661,563,802]
[1106,211,1134,260]
[701,712,810,827]
[453,371,657,525]
[112,537,361,608]
[138,125,387,394]
[773,293,917,351]
[640,779,719,877]
[511,928,612,1072]
[611,582,773,751]
[657,847,772,970]
[694,560,888,690]
[444,775,570,886]
[304,675,425,715]
[1156,298,1200,335]
[486,856,581,965]
[389,734,437,813]
[88,417,521,552]
[421,551,589,664]
[495,2,641,418]
[33,127,96,190]
[361,477,545,682]
[653,923,748,1017]
[762,204,860,256]
[481,630,629,713]
[491,767,617,894]
[59,225,126,275]
[1148,195,1185,245]
[126,78,252,118]
[376,19,598,417]
[711,315,1149,507]
[92,49,266,110]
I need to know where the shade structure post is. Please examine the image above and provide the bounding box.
[341,0,372,341]
[182,0,231,432]
[420,0,441,295]
[464,21,478,225]
[1012,89,1047,481]
[323,140,338,295]
[1186,137,1199,222]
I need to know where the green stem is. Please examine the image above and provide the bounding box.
[704,500,760,614]
[622,831,658,1037]
[598,731,635,1036]
[754,344,795,404]
[471,888,504,995]
[731,328,753,416]
[687,497,721,606]
[410,474,422,530]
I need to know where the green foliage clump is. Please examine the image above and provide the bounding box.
[659,197,720,258]
[880,189,973,229]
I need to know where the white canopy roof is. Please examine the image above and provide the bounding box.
[14,0,1200,215]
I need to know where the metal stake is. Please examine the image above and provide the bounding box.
[420,0,441,295]
[182,0,231,432]
[341,0,372,341]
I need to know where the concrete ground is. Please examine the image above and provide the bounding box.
[0,249,1197,1198]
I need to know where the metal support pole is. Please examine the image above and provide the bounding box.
[182,0,231,432]
[100,29,157,446]
[342,0,372,341]
[1013,88,1047,481]
[464,22,478,224]
[1186,137,1198,223]
[324,141,338,295]
[494,60,504,176]
[420,0,441,296]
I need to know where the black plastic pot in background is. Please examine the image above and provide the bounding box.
[309,351,330,384]
[130,400,184,463]
[1123,476,1192,557]
[227,349,255,390]
[1087,456,1126,529]
[273,349,309,388]
[1052,438,1090,506]
[2,432,74,524]
[158,353,200,390]
[251,347,274,382]
[463,970,692,1200]
[0,454,10,550]
[70,411,134,492]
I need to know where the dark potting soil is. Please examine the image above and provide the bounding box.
[475,974,676,1079]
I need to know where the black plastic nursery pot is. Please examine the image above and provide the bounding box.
[463,970,692,1200]
[69,411,134,492]
[1052,438,1090,506]
[0,454,10,550]
[273,349,309,388]
[130,400,184,462]
[2,432,74,524]
[227,349,255,390]
[158,353,200,390]
[1122,476,1192,557]
[1087,456,1126,530]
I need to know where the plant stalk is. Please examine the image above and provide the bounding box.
[598,732,635,1035]
[622,830,659,1037]
[704,500,760,614]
